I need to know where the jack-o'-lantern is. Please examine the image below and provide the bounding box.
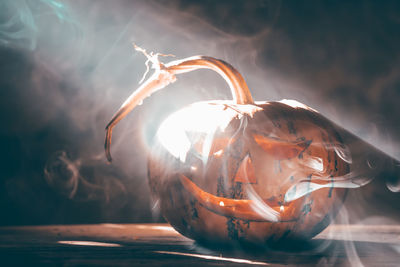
[105,47,349,245]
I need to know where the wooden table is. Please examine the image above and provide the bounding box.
[0,224,399,266]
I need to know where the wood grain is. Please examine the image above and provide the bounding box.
[0,224,399,266]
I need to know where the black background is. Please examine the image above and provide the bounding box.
[0,0,399,226]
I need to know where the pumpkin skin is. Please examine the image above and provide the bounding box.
[104,53,351,246]
[148,100,348,245]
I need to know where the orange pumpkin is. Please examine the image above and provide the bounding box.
[105,48,349,245]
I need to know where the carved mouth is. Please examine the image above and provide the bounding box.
[180,174,298,222]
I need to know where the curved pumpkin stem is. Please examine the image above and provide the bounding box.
[165,56,254,104]
[105,48,254,162]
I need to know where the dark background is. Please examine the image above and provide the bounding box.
[0,0,399,226]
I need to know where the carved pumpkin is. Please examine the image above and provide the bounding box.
[105,48,349,245]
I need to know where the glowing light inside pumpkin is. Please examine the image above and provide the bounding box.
[157,102,239,162]
[213,149,223,157]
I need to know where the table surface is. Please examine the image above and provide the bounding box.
[0,223,399,266]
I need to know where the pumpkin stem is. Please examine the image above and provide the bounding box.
[165,56,254,105]
[105,47,254,162]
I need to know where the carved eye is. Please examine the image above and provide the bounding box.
[253,133,310,160]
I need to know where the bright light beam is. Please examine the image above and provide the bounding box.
[154,251,269,265]
[57,240,122,247]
